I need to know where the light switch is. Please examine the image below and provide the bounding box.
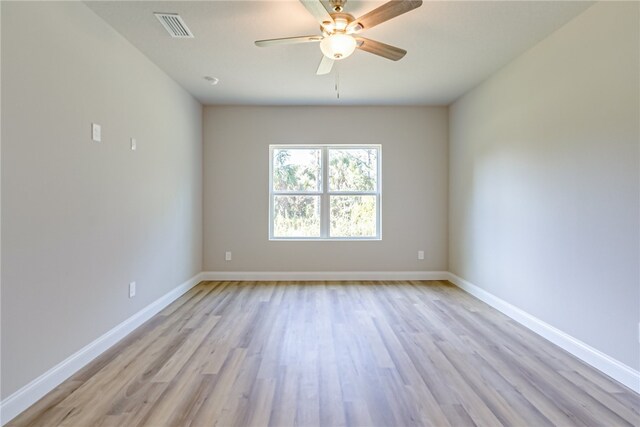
[91,123,101,142]
[130,138,137,151]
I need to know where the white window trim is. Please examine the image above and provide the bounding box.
[269,144,382,241]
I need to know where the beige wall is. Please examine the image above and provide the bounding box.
[449,2,639,370]
[203,106,448,272]
[1,2,203,398]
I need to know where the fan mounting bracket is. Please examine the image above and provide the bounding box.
[329,0,347,12]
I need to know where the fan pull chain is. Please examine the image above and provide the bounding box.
[335,65,340,99]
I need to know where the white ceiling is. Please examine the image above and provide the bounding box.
[86,1,592,106]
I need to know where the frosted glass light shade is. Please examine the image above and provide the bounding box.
[320,34,356,60]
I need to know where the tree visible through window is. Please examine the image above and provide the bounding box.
[269,145,381,240]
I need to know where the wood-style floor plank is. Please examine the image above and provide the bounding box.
[9,281,639,427]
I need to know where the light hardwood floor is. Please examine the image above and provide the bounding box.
[9,281,639,426]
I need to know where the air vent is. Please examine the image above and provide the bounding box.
[154,13,194,38]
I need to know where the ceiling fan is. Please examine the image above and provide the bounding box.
[255,0,423,75]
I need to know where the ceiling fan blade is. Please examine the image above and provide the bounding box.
[355,37,407,61]
[316,55,334,75]
[299,0,334,28]
[347,0,423,33]
[255,35,323,47]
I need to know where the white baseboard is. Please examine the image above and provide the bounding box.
[200,270,450,281]
[0,272,205,426]
[446,272,640,394]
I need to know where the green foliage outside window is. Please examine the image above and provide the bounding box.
[271,146,379,239]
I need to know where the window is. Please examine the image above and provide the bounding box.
[269,145,381,240]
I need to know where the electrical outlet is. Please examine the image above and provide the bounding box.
[418,250,425,260]
[225,251,232,261]
[129,281,136,298]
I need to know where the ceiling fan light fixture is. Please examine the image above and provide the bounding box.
[334,17,349,31]
[320,34,356,60]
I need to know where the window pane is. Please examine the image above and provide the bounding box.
[273,195,321,237]
[273,148,321,192]
[330,195,377,237]
[329,148,377,192]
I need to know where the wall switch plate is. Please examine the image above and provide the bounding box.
[418,250,425,260]
[129,282,136,298]
[91,123,101,142]
[225,251,232,261]
[130,138,137,151]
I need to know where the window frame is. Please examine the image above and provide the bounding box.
[269,144,382,241]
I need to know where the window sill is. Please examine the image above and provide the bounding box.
[269,238,382,242]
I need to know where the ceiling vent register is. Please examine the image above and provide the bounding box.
[154,13,194,38]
